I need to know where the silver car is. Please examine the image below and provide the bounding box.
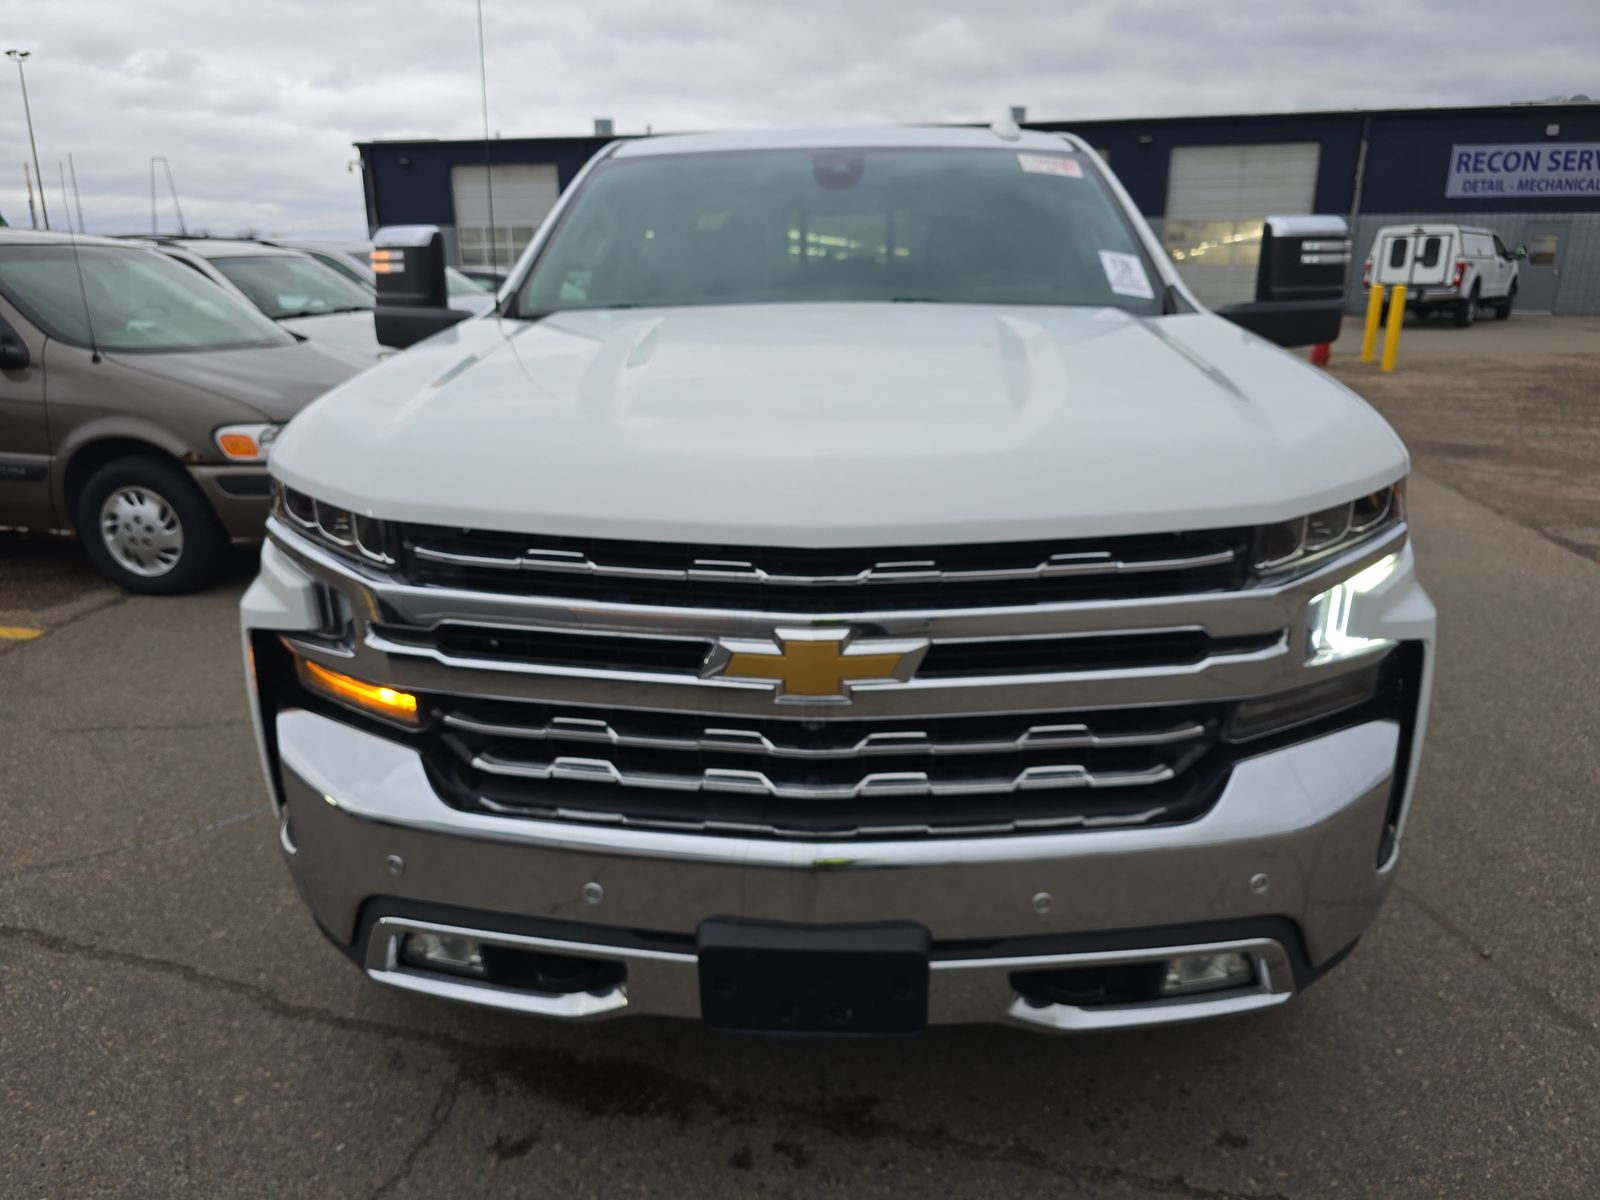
[257,238,497,316]
[0,230,365,593]
[135,238,388,362]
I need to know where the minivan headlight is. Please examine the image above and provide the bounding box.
[1255,481,1405,578]
[271,481,394,566]
[214,423,281,463]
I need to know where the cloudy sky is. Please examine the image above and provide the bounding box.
[1,0,1594,239]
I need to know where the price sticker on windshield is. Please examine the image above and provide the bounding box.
[1017,153,1083,178]
[1098,250,1154,299]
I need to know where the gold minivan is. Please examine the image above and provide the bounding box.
[0,230,367,593]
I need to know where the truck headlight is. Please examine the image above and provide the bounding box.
[1255,481,1405,578]
[271,481,395,566]
[214,423,281,463]
[1305,553,1399,665]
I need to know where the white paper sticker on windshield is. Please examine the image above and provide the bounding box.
[1098,250,1154,299]
[1017,153,1083,178]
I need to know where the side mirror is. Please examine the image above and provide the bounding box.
[1513,245,1529,260]
[0,326,30,371]
[1215,215,1349,348]
[371,225,471,350]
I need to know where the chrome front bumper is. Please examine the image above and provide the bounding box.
[363,915,1299,1032]
[274,706,1399,1031]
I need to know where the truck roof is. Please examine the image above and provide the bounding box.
[1373,222,1494,236]
[611,125,1086,158]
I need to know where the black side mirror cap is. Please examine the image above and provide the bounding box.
[1216,215,1348,347]
[371,224,471,350]
[1216,299,1344,348]
[374,305,470,350]
[0,328,31,371]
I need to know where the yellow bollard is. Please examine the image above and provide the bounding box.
[1380,284,1406,373]
[1360,284,1385,363]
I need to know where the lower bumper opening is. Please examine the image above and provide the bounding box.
[1011,949,1257,1008]
[400,930,628,995]
[355,908,1315,1034]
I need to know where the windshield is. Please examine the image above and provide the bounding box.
[518,147,1162,315]
[447,267,489,295]
[304,249,372,288]
[0,244,294,352]
[208,254,373,319]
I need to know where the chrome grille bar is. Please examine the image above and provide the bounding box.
[472,796,1173,839]
[467,750,1176,799]
[441,710,1208,759]
[412,542,1238,585]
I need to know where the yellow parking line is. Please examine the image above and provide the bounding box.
[0,625,45,641]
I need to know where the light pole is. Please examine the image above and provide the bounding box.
[6,49,48,230]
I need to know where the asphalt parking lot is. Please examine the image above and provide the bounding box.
[3,316,1599,1198]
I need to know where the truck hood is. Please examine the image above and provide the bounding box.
[272,303,1408,545]
[110,340,367,424]
[279,310,389,363]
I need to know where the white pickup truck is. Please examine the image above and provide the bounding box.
[1362,222,1520,326]
[243,127,1434,1036]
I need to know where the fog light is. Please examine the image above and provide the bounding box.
[1160,952,1254,997]
[401,932,487,978]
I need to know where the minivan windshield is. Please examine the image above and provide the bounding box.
[207,254,374,320]
[0,244,294,352]
[517,147,1163,316]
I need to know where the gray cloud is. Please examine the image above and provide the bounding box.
[1,0,1594,239]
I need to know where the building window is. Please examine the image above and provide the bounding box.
[457,225,530,270]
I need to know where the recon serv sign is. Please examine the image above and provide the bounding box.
[1446,143,1600,198]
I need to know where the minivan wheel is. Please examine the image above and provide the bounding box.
[1495,285,1515,320]
[76,456,227,594]
[1454,285,1479,327]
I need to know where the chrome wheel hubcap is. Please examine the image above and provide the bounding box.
[100,487,184,577]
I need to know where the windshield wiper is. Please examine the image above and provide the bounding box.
[888,296,950,303]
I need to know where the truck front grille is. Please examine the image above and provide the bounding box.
[268,516,1400,844]
[424,698,1227,839]
[397,524,1253,611]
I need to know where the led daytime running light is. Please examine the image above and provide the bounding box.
[1306,553,1398,664]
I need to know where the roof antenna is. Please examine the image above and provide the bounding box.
[989,106,1023,142]
[58,161,100,363]
[475,0,501,324]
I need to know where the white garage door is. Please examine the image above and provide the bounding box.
[451,163,560,269]
[1162,143,1320,308]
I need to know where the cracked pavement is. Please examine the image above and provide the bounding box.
[3,335,1600,1196]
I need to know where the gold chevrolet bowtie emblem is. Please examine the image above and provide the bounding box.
[706,628,928,703]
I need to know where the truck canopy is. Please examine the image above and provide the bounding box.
[1371,225,1457,287]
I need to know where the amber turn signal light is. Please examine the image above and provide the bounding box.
[295,655,419,726]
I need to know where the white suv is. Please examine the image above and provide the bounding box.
[1361,223,1519,326]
